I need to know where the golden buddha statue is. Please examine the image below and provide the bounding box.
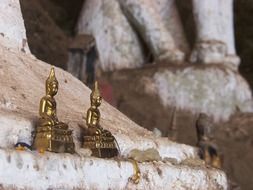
[196,113,222,169]
[32,67,75,153]
[83,81,119,158]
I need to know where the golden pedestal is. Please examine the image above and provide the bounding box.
[33,126,75,153]
[83,131,118,158]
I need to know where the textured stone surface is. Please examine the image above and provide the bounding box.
[78,0,239,71]
[192,0,235,55]
[77,0,145,71]
[77,0,185,72]
[0,149,228,190]
[151,66,252,121]
[0,0,29,53]
[155,0,190,54]
[191,0,239,68]
[118,0,184,62]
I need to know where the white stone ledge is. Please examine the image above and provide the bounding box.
[116,134,198,161]
[0,113,198,163]
[0,149,227,190]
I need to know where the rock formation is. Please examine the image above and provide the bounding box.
[78,0,239,71]
[77,0,253,122]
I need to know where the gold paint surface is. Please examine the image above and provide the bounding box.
[83,81,119,158]
[32,68,75,153]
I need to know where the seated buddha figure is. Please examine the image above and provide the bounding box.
[32,67,75,153]
[83,81,119,158]
[196,113,222,169]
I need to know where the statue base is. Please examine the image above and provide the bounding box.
[83,134,119,158]
[33,127,75,153]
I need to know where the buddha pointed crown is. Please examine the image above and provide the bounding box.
[91,81,101,99]
[46,67,58,86]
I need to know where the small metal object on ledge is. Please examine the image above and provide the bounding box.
[82,81,119,158]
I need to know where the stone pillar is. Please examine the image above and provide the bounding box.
[119,0,184,63]
[155,0,190,54]
[77,0,145,72]
[0,0,30,53]
[190,0,239,70]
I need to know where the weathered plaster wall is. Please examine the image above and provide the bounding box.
[191,0,240,69]
[77,0,145,71]
[118,0,184,62]
[152,66,252,121]
[0,0,29,53]
[0,149,228,190]
[78,0,239,70]
[152,0,190,54]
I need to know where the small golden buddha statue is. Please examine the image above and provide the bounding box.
[32,67,75,153]
[83,81,119,158]
[196,113,222,169]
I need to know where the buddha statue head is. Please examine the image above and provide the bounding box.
[46,67,58,96]
[90,81,102,107]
